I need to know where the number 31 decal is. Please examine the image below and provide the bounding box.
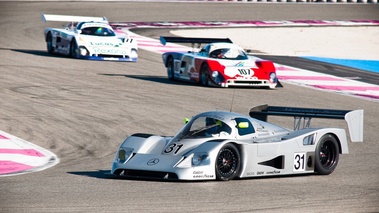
[293,153,306,172]
[164,143,183,154]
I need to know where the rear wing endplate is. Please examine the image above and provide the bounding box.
[249,104,363,142]
[160,36,232,46]
[42,14,108,24]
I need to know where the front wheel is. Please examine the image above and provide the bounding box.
[200,64,210,86]
[46,32,54,53]
[167,57,175,80]
[70,39,78,58]
[315,134,340,175]
[215,144,241,181]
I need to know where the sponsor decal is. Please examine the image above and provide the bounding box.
[235,61,245,67]
[81,23,109,28]
[93,48,127,55]
[266,170,281,174]
[234,76,258,80]
[147,158,159,166]
[257,171,264,175]
[193,174,214,179]
[190,73,199,78]
[247,172,254,176]
[90,41,121,47]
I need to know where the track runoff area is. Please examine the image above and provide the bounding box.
[1,19,378,176]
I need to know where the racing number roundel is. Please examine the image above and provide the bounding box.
[293,153,306,172]
[164,143,183,154]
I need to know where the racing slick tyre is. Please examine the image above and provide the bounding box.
[215,143,241,181]
[70,39,78,58]
[46,32,54,54]
[315,134,340,175]
[167,56,175,81]
[200,64,210,86]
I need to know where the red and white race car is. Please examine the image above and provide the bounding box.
[161,37,281,88]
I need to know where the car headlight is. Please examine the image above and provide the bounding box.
[211,71,224,84]
[192,152,210,166]
[269,72,277,83]
[117,148,134,164]
[79,47,89,56]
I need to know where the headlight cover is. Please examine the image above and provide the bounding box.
[175,152,210,168]
[269,72,277,83]
[211,71,225,84]
[79,47,89,56]
[117,148,134,164]
[192,152,210,166]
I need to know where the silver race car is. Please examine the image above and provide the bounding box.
[42,14,138,61]
[111,105,363,181]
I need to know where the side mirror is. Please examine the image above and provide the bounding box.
[238,122,249,129]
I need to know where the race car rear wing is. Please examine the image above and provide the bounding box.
[42,14,108,24]
[160,36,232,46]
[249,104,364,142]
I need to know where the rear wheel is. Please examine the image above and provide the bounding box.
[46,32,54,53]
[200,64,210,86]
[167,57,175,80]
[215,144,241,181]
[315,134,340,175]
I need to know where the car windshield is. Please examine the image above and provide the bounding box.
[209,48,248,60]
[178,116,232,139]
[80,27,116,37]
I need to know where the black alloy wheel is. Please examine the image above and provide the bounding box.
[315,134,340,175]
[215,144,241,181]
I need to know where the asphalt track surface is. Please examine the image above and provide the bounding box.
[0,2,378,213]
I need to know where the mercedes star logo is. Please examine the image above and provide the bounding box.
[147,158,159,166]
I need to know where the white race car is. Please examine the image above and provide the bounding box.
[42,14,138,61]
[111,105,363,181]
